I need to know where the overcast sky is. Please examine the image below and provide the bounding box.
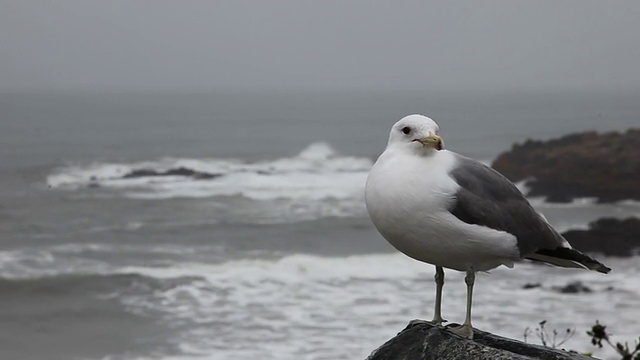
[1,1,639,92]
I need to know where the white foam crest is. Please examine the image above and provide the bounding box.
[117,253,430,284]
[109,255,640,360]
[528,196,599,208]
[0,247,112,279]
[517,180,640,210]
[513,179,531,194]
[617,199,640,206]
[47,142,373,203]
[0,243,228,280]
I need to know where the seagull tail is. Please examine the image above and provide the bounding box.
[526,247,611,274]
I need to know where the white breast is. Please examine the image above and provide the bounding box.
[365,149,519,272]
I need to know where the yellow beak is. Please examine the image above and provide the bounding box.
[415,134,444,150]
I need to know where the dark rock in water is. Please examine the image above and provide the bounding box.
[367,322,590,360]
[555,281,592,294]
[163,167,220,179]
[562,217,640,257]
[123,169,159,178]
[122,167,221,180]
[521,282,595,292]
[491,129,640,203]
[522,283,542,290]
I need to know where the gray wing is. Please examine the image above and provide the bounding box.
[447,154,563,256]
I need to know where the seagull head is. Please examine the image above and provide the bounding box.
[387,114,444,154]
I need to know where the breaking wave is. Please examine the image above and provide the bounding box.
[7,252,637,360]
[46,143,639,226]
[47,142,372,202]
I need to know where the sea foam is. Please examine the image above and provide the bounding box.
[47,142,372,201]
[2,244,638,360]
[111,254,639,360]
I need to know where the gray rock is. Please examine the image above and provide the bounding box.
[522,283,542,289]
[122,167,221,180]
[367,322,593,360]
[555,281,592,294]
[491,129,640,203]
[562,217,640,257]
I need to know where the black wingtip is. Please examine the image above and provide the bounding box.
[532,247,611,274]
[590,261,611,274]
[598,263,612,274]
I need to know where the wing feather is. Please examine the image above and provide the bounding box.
[448,155,564,256]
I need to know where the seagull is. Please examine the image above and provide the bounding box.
[364,114,611,339]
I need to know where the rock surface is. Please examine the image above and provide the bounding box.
[562,217,640,257]
[554,281,593,294]
[367,322,592,360]
[491,129,640,203]
[122,167,221,180]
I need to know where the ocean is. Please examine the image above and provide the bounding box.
[1,90,639,360]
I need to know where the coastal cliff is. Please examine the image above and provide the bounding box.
[562,217,640,257]
[491,129,640,203]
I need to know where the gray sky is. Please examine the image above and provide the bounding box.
[1,1,639,92]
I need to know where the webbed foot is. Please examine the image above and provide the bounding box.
[447,323,474,339]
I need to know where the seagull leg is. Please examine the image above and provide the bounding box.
[431,266,447,325]
[409,266,447,328]
[448,270,475,339]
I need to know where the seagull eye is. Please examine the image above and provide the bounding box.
[401,126,411,135]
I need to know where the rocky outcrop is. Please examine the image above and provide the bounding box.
[367,322,591,360]
[491,129,640,203]
[553,281,593,294]
[562,217,640,257]
[522,281,594,293]
[122,167,221,180]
